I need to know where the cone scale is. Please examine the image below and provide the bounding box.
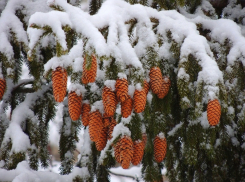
[102,86,117,117]
[115,78,129,103]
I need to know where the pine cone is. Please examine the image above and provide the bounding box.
[154,135,167,163]
[103,113,111,128]
[207,99,221,126]
[89,110,103,142]
[82,54,97,84]
[108,118,117,140]
[115,78,128,102]
[132,140,144,165]
[157,76,171,99]
[95,126,108,151]
[0,78,6,100]
[133,89,146,113]
[81,103,91,127]
[142,133,147,147]
[144,80,150,95]
[119,136,133,169]
[102,86,117,117]
[114,142,121,163]
[121,96,133,118]
[149,67,163,95]
[68,91,82,121]
[52,67,67,102]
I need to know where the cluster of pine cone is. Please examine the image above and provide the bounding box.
[50,55,222,168]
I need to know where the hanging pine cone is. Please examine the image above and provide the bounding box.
[103,113,111,128]
[121,96,133,118]
[81,54,97,84]
[149,67,163,95]
[207,99,221,126]
[0,78,6,100]
[81,103,91,127]
[52,67,67,102]
[132,140,144,165]
[144,80,150,95]
[114,141,121,163]
[133,89,146,113]
[108,118,117,140]
[157,76,171,99]
[68,91,82,121]
[115,78,128,103]
[142,133,147,147]
[154,134,167,163]
[95,126,108,151]
[89,110,103,142]
[102,86,117,117]
[119,136,134,169]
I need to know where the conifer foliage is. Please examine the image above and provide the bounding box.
[0,0,245,181]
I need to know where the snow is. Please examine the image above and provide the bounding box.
[168,122,183,136]
[104,80,116,91]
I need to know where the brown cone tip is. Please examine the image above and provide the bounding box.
[81,103,91,127]
[157,76,171,99]
[52,67,68,102]
[115,78,129,103]
[133,89,147,113]
[121,96,133,118]
[149,67,163,95]
[68,91,82,121]
[0,79,6,100]
[207,99,221,126]
[154,135,167,163]
[89,110,103,142]
[102,86,117,117]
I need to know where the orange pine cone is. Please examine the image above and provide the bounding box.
[68,91,82,121]
[149,67,163,95]
[144,80,150,95]
[89,110,103,142]
[157,76,171,99]
[207,99,221,126]
[52,67,67,102]
[0,78,6,100]
[114,142,121,163]
[102,86,117,117]
[115,78,128,102]
[154,135,167,163]
[95,126,108,151]
[103,113,111,128]
[81,103,91,127]
[142,133,147,147]
[133,89,146,113]
[132,140,144,165]
[121,96,133,118]
[81,54,97,84]
[108,118,117,140]
[119,136,133,169]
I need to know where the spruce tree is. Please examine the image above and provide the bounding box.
[0,0,245,181]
